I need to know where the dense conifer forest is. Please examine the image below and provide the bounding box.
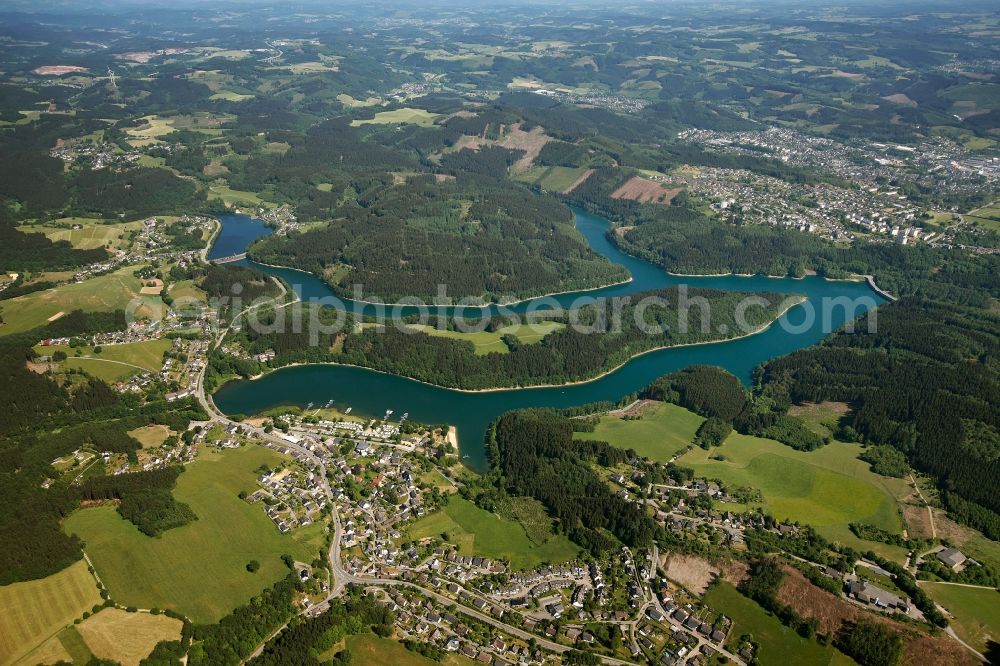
[581,170,1000,308]
[0,325,206,583]
[0,224,109,272]
[488,409,655,553]
[758,299,1000,539]
[212,286,787,390]
[247,170,627,302]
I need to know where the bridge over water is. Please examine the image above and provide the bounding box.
[212,252,247,264]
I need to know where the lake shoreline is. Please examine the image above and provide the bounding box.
[247,254,635,310]
[221,295,806,397]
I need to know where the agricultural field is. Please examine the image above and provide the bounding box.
[35,338,172,382]
[941,82,1000,116]
[35,626,93,665]
[12,629,75,666]
[403,321,564,355]
[63,446,325,623]
[512,165,592,193]
[350,108,440,127]
[125,113,232,147]
[406,497,580,570]
[678,433,907,559]
[167,279,208,305]
[127,424,175,449]
[0,560,102,666]
[704,582,854,666]
[124,116,177,146]
[339,634,475,666]
[336,94,380,108]
[965,204,1000,232]
[573,402,704,462]
[610,176,683,205]
[280,61,339,74]
[20,219,141,251]
[0,265,154,334]
[921,582,1000,653]
[206,181,272,208]
[209,90,254,101]
[75,608,182,666]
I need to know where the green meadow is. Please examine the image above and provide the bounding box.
[407,497,580,570]
[0,265,152,334]
[337,634,476,666]
[704,582,855,666]
[35,339,172,382]
[20,219,141,251]
[678,432,906,558]
[350,108,440,127]
[921,582,1000,653]
[404,321,564,355]
[64,446,324,623]
[574,402,704,462]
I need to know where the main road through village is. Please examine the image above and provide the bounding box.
[197,207,890,663]
[194,274,747,665]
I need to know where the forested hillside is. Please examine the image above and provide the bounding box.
[0,325,206,583]
[248,170,626,302]
[568,169,1000,307]
[488,409,655,553]
[759,299,1000,538]
[213,286,788,390]
[0,224,109,272]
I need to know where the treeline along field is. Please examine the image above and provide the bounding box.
[564,160,1000,542]
[0,310,207,584]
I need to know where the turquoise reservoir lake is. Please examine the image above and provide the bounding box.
[213,209,884,469]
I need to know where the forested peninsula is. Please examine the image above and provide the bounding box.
[208,285,796,391]
[244,129,628,303]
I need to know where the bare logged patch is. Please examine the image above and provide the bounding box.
[453,135,483,152]
[930,508,978,545]
[435,173,455,182]
[776,565,856,635]
[443,123,550,170]
[901,633,980,666]
[663,553,719,594]
[500,124,550,170]
[33,65,88,75]
[721,560,750,586]
[616,399,660,418]
[830,70,866,80]
[903,503,935,541]
[611,176,683,205]
[883,93,918,107]
[775,566,976,666]
[562,168,594,193]
[787,401,849,418]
